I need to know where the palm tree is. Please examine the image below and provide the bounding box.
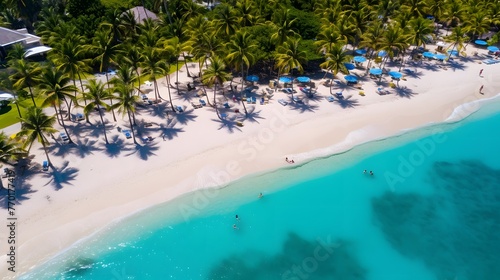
[38,68,77,144]
[315,24,343,54]
[214,4,239,39]
[8,59,42,107]
[140,46,167,104]
[49,37,91,106]
[443,0,465,27]
[89,29,121,121]
[163,36,185,95]
[121,46,144,93]
[6,43,26,60]
[226,31,258,116]
[17,107,57,166]
[82,80,113,144]
[202,57,232,120]
[113,83,140,145]
[407,17,435,49]
[359,21,384,71]
[463,11,491,42]
[270,8,298,46]
[274,38,308,99]
[320,43,352,94]
[0,132,26,166]
[445,25,468,58]
[378,24,409,70]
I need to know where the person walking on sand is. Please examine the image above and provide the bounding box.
[480,85,484,94]
[479,69,483,76]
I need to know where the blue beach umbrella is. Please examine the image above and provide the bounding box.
[423,52,435,59]
[378,50,388,57]
[344,63,355,70]
[296,76,311,83]
[487,46,499,52]
[435,54,447,60]
[388,71,403,79]
[279,76,293,83]
[474,40,488,46]
[369,68,382,75]
[355,49,367,55]
[344,75,358,83]
[354,56,367,63]
[447,50,459,56]
[246,75,259,82]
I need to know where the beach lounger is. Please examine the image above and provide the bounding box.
[223,102,230,109]
[483,59,499,65]
[199,99,206,106]
[60,132,69,142]
[42,161,49,171]
[123,129,132,139]
[327,96,335,102]
[251,97,257,104]
[236,121,244,127]
[221,113,228,119]
[278,99,288,106]
[175,105,184,113]
[76,113,84,121]
[335,92,344,99]
[247,97,252,104]
[292,96,302,103]
[191,102,202,109]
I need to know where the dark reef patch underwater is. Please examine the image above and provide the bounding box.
[208,232,366,280]
[373,160,500,280]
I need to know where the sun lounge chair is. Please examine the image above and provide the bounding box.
[60,132,69,142]
[483,59,499,65]
[260,97,265,105]
[191,102,202,109]
[175,105,184,113]
[377,88,390,95]
[335,92,344,99]
[327,96,335,102]
[221,113,228,119]
[76,113,84,121]
[236,121,244,127]
[123,129,132,139]
[278,99,288,106]
[144,122,153,127]
[251,97,257,104]
[247,97,252,104]
[292,96,302,103]
[199,99,206,106]
[223,102,230,109]
[42,160,49,171]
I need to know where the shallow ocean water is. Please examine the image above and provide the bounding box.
[22,98,500,280]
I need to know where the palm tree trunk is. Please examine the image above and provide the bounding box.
[214,84,221,120]
[165,75,176,112]
[54,104,62,126]
[41,139,52,166]
[105,73,117,122]
[240,65,248,116]
[136,69,141,93]
[176,60,180,94]
[183,54,191,77]
[127,109,138,145]
[28,85,37,108]
[59,108,74,144]
[98,110,109,144]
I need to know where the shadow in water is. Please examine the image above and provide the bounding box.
[372,160,500,280]
[208,232,366,280]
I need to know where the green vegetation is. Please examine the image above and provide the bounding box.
[0,97,44,129]
[0,0,499,162]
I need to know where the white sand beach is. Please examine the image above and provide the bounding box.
[2,42,500,277]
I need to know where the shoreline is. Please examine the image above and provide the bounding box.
[3,45,500,277]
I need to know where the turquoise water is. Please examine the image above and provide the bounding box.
[23,99,500,280]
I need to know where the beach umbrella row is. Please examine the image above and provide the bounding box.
[475,40,488,46]
[246,75,259,82]
[279,76,293,83]
[388,71,403,79]
[344,75,358,83]
[354,56,367,63]
[296,76,310,83]
[487,46,499,52]
[369,68,383,76]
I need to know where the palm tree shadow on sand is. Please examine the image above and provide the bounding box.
[0,164,38,208]
[43,160,79,190]
[48,138,102,158]
[159,119,185,140]
[241,106,265,124]
[213,115,242,134]
[335,96,360,108]
[102,135,129,158]
[125,141,160,160]
[288,98,320,113]
[170,109,198,125]
[394,86,418,98]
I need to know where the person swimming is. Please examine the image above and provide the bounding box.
[258,193,263,199]
[235,214,240,221]
[233,224,239,230]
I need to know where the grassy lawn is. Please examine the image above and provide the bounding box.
[0,97,44,129]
